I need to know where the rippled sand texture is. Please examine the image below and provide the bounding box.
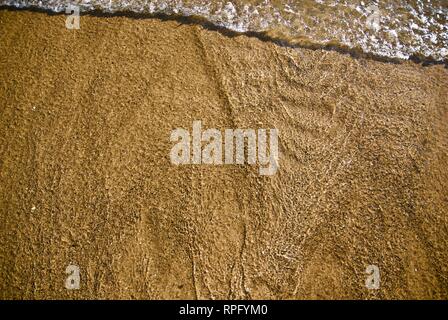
[0,10,447,299]
[1,0,447,61]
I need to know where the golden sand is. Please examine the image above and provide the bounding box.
[0,10,447,299]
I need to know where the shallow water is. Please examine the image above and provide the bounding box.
[2,0,447,62]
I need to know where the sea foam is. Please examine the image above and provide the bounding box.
[2,0,447,62]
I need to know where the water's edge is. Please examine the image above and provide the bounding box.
[1,5,446,67]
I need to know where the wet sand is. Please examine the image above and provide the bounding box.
[0,9,447,299]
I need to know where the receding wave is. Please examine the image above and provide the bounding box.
[2,0,447,62]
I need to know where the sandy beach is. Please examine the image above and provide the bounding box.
[0,9,447,299]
